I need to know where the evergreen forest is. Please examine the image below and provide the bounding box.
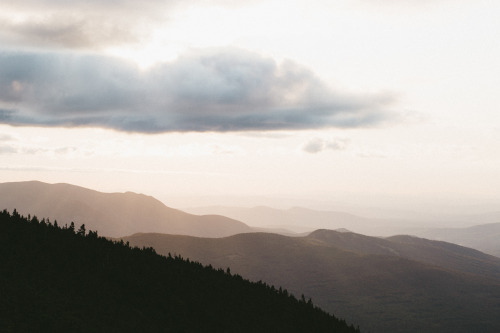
[0,209,360,332]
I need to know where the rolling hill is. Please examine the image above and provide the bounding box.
[0,209,359,332]
[122,230,500,333]
[4,181,500,331]
[308,229,500,279]
[0,181,252,238]
[186,206,500,254]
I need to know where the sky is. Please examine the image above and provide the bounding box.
[1,0,499,215]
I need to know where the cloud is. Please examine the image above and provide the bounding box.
[0,16,139,49]
[0,145,17,154]
[0,130,86,155]
[302,138,349,154]
[0,144,87,156]
[0,49,396,133]
[0,0,172,50]
[0,133,17,154]
[0,133,15,141]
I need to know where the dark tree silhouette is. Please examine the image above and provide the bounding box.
[77,224,86,236]
[0,209,360,333]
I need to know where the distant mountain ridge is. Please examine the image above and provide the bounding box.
[415,222,500,257]
[3,180,500,331]
[308,229,500,279]
[0,181,252,238]
[122,230,500,333]
[185,205,436,236]
[187,205,500,255]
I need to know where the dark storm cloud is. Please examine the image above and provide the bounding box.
[0,49,396,133]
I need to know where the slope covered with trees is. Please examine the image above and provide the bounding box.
[0,209,359,333]
[122,230,500,333]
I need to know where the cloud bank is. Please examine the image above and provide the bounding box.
[0,49,395,133]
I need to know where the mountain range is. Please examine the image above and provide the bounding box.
[3,180,500,332]
[187,205,500,256]
[0,209,359,332]
[0,181,251,238]
[121,230,500,333]
[414,223,500,257]
[185,205,448,236]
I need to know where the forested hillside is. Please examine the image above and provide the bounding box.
[0,209,359,333]
[123,230,500,332]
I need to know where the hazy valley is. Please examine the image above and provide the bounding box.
[186,205,500,257]
[3,2,500,331]
[2,181,500,332]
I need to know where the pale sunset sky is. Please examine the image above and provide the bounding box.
[1,0,499,213]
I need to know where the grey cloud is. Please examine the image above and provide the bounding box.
[302,138,349,154]
[325,140,348,150]
[0,0,172,49]
[54,146,79,155]
[0,16,139,49]
[302,139,324,154]
[0,145,17,154]
[0,49,396,133]
[0,133,15,141]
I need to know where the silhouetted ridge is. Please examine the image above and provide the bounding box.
[0,209,359,333]
[123,229,500,332]
[0,181,252,238]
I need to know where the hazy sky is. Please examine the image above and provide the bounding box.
[1,0,499,212]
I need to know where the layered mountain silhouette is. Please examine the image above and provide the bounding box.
[415,222,500,257]
[0,210,359,332]
[122,230,500,333]
[3,181,500,332]
[186,205,433,236]
[187,205,500,255]
[309,230,500,279]
[0,181,251,238]
[186,205,374,233]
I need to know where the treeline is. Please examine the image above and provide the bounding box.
[0,209,360,332]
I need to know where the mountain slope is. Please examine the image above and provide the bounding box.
[0,181,251,237]
[122,230,500,333]
[307,229,500,279]
[0,209,359,333]
[414,222,500,257]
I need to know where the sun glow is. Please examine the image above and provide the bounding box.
[104,41,183,70]
[102,2,289,70]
